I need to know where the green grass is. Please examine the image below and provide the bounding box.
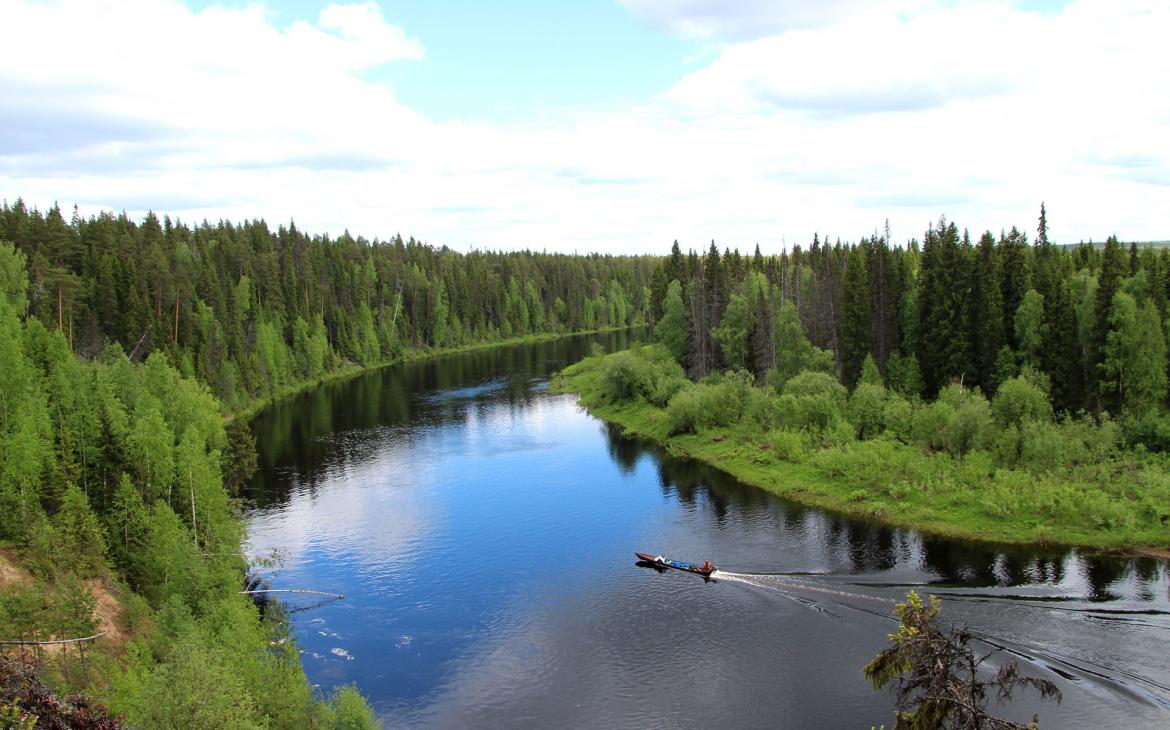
[554,353,1170,552]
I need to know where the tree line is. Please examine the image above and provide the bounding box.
[0,234,384,724]
[652,206,1170,426]
[0,200,657,411]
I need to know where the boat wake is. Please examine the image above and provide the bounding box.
[710,569,1170,711]
[713,570,894,605]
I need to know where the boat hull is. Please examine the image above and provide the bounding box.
[634,551,715,577]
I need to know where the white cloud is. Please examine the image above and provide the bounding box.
[1,0,1168,254]
[618,0,927,40]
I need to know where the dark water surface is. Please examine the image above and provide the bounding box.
[246,332,1170,728]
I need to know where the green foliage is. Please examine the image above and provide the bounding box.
[778,371,849,433]
[1102,293,1167,416]
[991,375,1053,429]
[0,241,29,316]
[1014,289,1047,371]
[599,346,684,404]
[770,301,832,390]
[52,485,108,577]
[913,386,992,458]
[848,383,888,440]
[664,371,755,435]
[712,291,752,371]
[885,352,924,399]
[323,685,380,730]
[858,354,883,388]
[654,280,687,364]
[864,591,1059,729]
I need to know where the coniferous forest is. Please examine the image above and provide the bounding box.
[561,205,1170,547]
[2,199,1169,725]
[0,200,657,727]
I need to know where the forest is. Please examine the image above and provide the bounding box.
[2,199,1168,725]
[559,207,1170,547]
[0,200,658,413]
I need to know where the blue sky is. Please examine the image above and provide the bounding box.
[1,0,1165,253]
[191,0,707,121]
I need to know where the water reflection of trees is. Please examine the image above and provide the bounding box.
[598,413,1167,600]
[245,330,638,507]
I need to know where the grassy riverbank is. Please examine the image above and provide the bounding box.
[554,346,1170,551]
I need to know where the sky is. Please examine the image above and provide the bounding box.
[2,0,1168,254]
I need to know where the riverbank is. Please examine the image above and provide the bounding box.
[233,326,637,422]
[553,348,1170,552]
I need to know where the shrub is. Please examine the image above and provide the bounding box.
[883,393,915,444]
[1123,412,1170,453]
[848,383,887,440]
[649,374,688,407]
[664,371,756,434]
[1019,420,1084,472]
[665,384,706,435]
[913,400,955,453]
[743,386,780,430]
[949,391,994,458]
[913,386,993,459]
[600,351,654,402]
[992,375,1052,429]
[767,430,809,463]
[780,371,848,432]
[598,346,684,403]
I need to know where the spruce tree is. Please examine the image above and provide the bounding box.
[999,227,1031,349]
[918,219,970,394]
[839,243,871,388]
[1093,236,1127,410]
[972,232,1005,393]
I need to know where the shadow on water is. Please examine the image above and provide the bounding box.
[245,329,642,509]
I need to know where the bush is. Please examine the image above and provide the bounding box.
[767,430,809,463]
[598,346,685,404]
[883,393,915,444]
[664,371,756,435]
[848,383,887,440]
[665,384,704,435]
[1123,412,1170,453]
[649,374,688,407]
[913,386,993,459]
[743,386,780,430]
[600,351,655,402]
[992,375,1052,428]
[779,371,848,432]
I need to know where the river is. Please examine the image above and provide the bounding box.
[245,331,1170,728]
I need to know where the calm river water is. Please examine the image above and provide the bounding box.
[245,332,1170,728]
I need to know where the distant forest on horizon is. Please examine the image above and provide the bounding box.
[2,198,1166,422]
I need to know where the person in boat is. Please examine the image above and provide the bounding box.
[701,560,714,573]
